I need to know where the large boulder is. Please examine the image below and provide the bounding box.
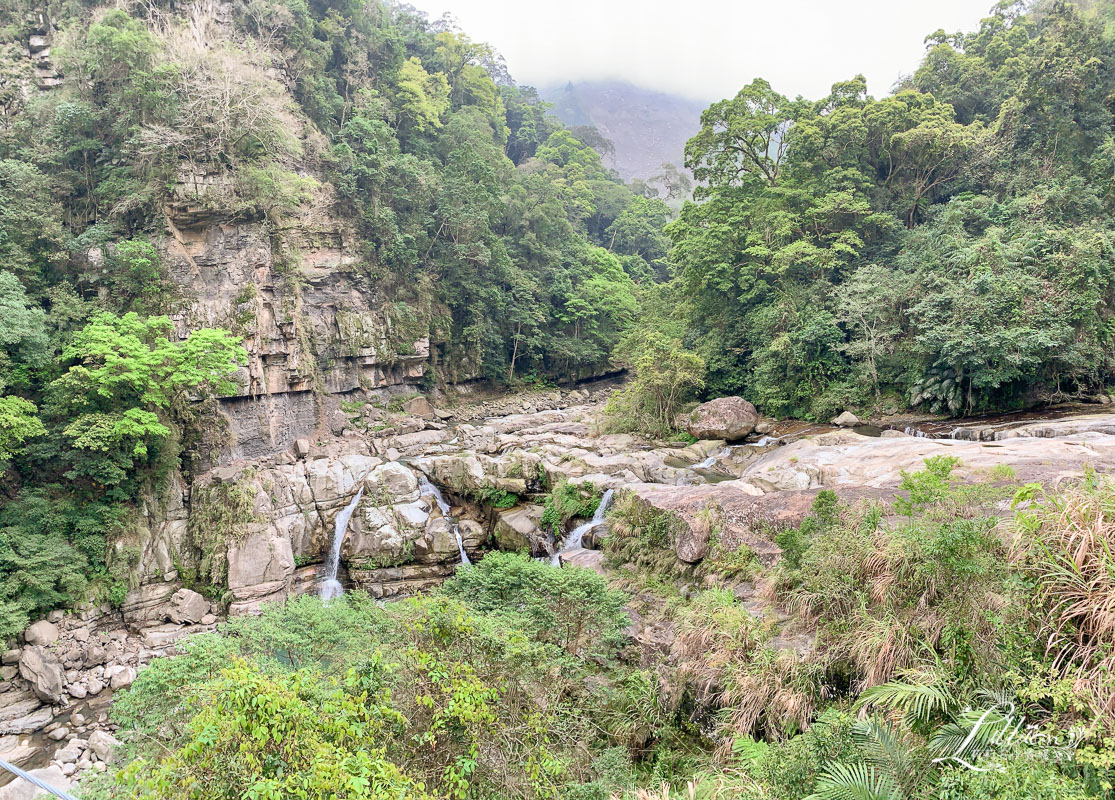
[685,397,758,441]
[0,765,71,800]
[167,588,209,624]
[17,647,64,703]
[831,410,861,428]
[402,396,435,419]
[493,505,547,555]
[88,729,121,763]
[22,621,58,647]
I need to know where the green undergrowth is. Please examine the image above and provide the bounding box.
[80,463,1115,800]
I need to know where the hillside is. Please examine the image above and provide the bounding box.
[542,79,705,184]
[1,0,1115,798]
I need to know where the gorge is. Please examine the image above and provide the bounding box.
[1,0,1115,797]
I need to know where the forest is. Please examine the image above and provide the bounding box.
[0,0,1114,798]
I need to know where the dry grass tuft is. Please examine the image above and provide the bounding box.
[1013,477,1115,721]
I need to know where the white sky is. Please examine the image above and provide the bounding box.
[407,0,995,102]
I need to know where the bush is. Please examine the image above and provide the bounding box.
[442,551,628,657]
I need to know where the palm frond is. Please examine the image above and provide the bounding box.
[806,762,902,800]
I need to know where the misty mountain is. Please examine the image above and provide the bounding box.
[541,79,707,183]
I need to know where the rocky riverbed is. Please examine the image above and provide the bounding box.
[3,384,1114,796]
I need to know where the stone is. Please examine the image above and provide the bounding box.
[369,462,418,496]
[558,548,606,574]
[82,644,107,668]
[71,628,90,643]
[17,647,64,703]
[831,410,861,427]
[686,397,759,441]
[493,505,547,555]
[402,396,435,419]
[294,437,312,458]
[23,621,59,647]
[434,408,454,420]
[0,652,17,666]
[0,667,14,682]
[0,765,71,800]
[46,727,68,741]
[88,730,121,763]
[201,613,217,625]
[141,624,187,648]
[85,678,104,696]
[108,666,136,691]
[54,744,82,764]
[167,588,209,624]
[66,684,87,700]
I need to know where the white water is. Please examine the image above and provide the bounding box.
[321,486,364,600]
[692,449,730,470]
[553,488,614,565]
[418,475,470,565]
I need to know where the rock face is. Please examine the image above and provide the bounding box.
[745,427,1115,491]
[685,397,759,441]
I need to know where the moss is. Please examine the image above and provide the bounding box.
[188,476,262,587]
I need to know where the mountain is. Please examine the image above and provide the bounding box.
[541,79,707,183]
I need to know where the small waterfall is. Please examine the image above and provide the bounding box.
[692,449,729,470]
[553,488,614,564]
[418,475,470,565]
[321,486,364,601]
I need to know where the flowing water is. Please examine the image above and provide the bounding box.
[321,486,364,600]
[553,488,615,564]
[418,474,470,565]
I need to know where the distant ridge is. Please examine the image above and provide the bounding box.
[541,79,707,183]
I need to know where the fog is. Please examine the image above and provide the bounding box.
[407,0,993,102]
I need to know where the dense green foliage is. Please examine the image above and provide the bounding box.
[79,471,1115,799]
[0,0,669,633]
[656,0,1115,420]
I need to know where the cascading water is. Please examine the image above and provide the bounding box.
[418,475,470,565]
[553,488,614,565]
[321,486,364,601]
[692,449,730,470]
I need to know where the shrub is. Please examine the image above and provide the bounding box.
[442,551,627,657]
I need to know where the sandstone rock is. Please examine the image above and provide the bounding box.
[86,677,104,696]
[88,730,121,763]
[167,588,209,624]
[201,613,217,625]
[831,410,861,427]
[66,684,86,700]
[369,462,418,496]
[82,645,107,669]
[402,396,435,419]
[46,727,68,741]
[17,647,64,703]
[0,765,70,800]
[141,624,187,648]
[686,397,759,441]
[54,744,82,764]
[294,438,312,458]
[23,621,59,647]
[493,505,547,555]
[108,666,136,691]
[558,548,605,574]
[0,652,17,666]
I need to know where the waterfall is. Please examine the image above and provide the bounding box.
[321,486,364,601]
[692,449,729,470]
[553,488,614,564]
[418,475,470,565]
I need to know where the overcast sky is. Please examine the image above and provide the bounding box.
[407,0,994,102]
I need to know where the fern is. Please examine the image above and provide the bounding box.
[806,762,902,800]
[855,675,959,728]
